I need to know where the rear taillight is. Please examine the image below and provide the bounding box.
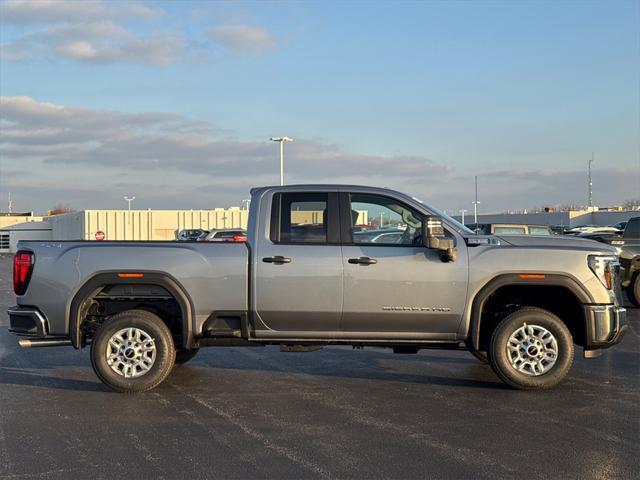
[231,235,247,242]
[13,251,34,295]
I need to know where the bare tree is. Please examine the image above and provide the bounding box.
[48,203,76,215]
[622,198,640,210]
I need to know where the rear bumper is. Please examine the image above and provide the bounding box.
[8,306,49,337]
[583,304,627,351]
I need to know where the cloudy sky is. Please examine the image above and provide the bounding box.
[0,0,638,214]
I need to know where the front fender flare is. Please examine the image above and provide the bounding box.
[468,273,593,351]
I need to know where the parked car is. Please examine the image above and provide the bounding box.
[569,225,620,235]
[550,225,572,235]
[201,229,247,242]
[176,229,208,241]
[576,230,623,248]
[614,217,639,306]
[610,221,627,232]
[468,223,553,236]
[9,185,626,393]
[353,227,405,243]
[573,217,639,306]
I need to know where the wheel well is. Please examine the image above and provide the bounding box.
[78,284,185,348]
[476,285,586,351]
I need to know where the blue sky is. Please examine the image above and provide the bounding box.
[0,0,638,213]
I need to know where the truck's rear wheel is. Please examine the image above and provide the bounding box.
[90,310,176,393]
[175,348,200,365]
[488,307,573,390]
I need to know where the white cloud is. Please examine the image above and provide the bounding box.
[208,25,276,54]
[0,1,182,65]
[52,33,184,65]
[1,96,636,213]
[1,3,281,64]
[0,0,162,24]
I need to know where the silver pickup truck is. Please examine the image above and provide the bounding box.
[8,185,627,393]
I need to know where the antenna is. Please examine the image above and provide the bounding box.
[588,153,594,208]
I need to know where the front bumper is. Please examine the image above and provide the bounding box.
[8,306,49,337]
[583,304,627,351]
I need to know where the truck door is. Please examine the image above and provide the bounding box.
[252,192,343,336]
[339,192,468,337]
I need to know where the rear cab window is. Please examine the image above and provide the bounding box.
[270,192,339,244]
[493,226,527,235]
[529,226,552,236]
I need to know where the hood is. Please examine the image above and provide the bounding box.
[495,234,618,254]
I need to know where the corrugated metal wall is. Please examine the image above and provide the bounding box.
[78,209,249,241]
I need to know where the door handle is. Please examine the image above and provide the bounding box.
[262,256,292,264]
[348,256,378,265]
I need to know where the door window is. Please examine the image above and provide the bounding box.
[348,194,422,246]
[271,193,329,244]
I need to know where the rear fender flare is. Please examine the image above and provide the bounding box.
[68,271,195,350]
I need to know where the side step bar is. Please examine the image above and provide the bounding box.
[18,338,73,348]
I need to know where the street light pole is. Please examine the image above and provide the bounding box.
[124,196,135,211]
[588,153,594,208]
[459,209,468,225]
[270,137,293,186]
[472,175,480,224]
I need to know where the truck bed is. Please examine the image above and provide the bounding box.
[16,241,249,337]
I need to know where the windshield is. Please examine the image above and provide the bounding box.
[413,198,475,235]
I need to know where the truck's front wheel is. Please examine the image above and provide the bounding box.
[90,310,176,393]
[489,307,574,390]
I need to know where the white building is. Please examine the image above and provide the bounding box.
[0,208,248,253]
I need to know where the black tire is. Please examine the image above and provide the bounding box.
[470,350,489,364]
[627,272,640,307]
[488,307,574,390]
[175,348,200,365]
[90,309,176,393]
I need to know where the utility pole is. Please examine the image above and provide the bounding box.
[588,153,594,208]
[7,192,12,213]
[472,176,480,224]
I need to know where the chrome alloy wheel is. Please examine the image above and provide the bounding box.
[106,327,156,378]
[506,323,558,376]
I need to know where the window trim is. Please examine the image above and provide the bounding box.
[270,192,341,245]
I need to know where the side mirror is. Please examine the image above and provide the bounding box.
[422,215,456,262]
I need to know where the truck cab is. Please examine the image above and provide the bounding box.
[249,186,467,339]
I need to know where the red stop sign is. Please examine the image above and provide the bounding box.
[95,231,106,241]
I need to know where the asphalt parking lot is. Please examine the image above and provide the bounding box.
[0,254,638,479]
